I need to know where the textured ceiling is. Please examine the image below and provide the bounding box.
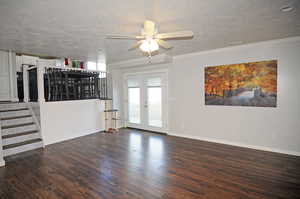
[0,0,299,64]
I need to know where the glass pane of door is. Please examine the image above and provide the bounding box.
[128,87,141,124]
[147,86,162,127]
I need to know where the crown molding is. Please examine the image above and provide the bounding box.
[108,53,172,69]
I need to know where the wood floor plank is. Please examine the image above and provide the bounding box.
[0,128,299,199]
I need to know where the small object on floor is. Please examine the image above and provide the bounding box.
[107,128,118,133]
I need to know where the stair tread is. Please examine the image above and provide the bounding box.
[0,101,12,103]
[1,115,32,120]
[0,108,28,112]
[2,130,39,139]
[99,98,112,100]
[104,109,118,112]
[3,138,42,150]
[1,122,35,129]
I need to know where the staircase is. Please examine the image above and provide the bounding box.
[0,103,43,157]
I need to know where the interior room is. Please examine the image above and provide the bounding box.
[0,0,300,198]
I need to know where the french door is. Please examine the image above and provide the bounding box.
[125,72,167,133]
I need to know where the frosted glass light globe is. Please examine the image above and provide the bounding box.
[140,39,159,52]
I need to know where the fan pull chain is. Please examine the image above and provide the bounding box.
[147,51,152,64]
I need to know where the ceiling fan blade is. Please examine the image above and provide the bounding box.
[156,39,173,49]
[144,20,156,36]
[156,31,194,40]
[128,40,144,51]
[106,35,144,40]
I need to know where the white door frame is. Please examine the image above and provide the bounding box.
[123,69,168,133]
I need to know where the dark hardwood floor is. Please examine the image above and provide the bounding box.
[0,128,300,199]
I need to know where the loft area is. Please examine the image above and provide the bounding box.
[13,56,112,103]
[44,68,108,101]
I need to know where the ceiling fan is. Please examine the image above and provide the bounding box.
[106,20,194,57]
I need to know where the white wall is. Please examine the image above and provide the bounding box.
[40,99,105,145]
[29,102,41,124]
[0,50,18,101]
[112,37,300,156]
[0,51,10,101]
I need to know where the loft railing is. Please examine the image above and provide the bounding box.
[28,67,38,102]
[43,67,110,101]
[22,65,111,102]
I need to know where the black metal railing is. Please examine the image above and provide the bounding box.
[17,72,24,102]
[28,68,38,102]
[44,67,110,101]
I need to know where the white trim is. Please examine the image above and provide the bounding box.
[43,98,101,104]
[23,65,29,102]
[108,37,300,68]
[27,66,37,70]
[123,70,169,133]
[11,98,19,102]
[174,36,300,61]
[0,98,11,102]
[123,68,169,76]
[109,53,172,69]
[8,50,14,101]
[26,103,44,148]
[37,64,45,102]
[44,128,104,146]
[169,132,300,157]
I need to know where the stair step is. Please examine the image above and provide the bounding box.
[0,115,32,120]
[0,103,27,111]
[1,124,38,136]
[2,130,39,139]
[0,108,28,113]
[104,109,118,112]
[0,101,12,104]
[3,139,43,157]
[1,116,33,128]
[0,110,31,119]
[1,122,34,129]
[2,132,40,146]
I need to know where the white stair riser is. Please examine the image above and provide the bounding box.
[1,124,38,136]
[3,141,43,157]
[2,133,40,146]
[0,110,30,119]
[0,103,27,111]
[1,117,33,127]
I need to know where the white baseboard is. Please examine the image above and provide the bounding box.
[0,99,10,102]
[169,132,300,157]
[0,159,5,167]
[44,128,105,146]
[11,98,19,102]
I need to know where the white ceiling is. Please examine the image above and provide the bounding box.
[0,0,299,64]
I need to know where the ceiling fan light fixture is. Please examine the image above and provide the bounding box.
[140,39,159,52]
